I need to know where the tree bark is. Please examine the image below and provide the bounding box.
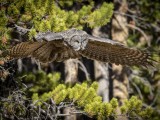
[111,0,129,119]
[93,28,110,102]
[64,59,78,120]
[64,59,78,84]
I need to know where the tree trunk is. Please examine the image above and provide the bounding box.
[111,0,129,119]
[64,59,78,120]
[65,59,78,84]
[93,28,110,102]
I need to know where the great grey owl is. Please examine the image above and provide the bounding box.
[1,28,153,66]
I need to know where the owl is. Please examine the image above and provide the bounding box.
[1,28,153,66]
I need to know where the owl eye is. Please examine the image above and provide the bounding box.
[70,35,81,50]
[74,40,80,44]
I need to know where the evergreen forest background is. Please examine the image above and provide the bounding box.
[0,0,160,120]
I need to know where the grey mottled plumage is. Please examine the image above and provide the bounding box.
[2,28,153,66]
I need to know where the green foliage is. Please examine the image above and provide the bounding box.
[85,3,113,28]
[32,81,118,119]
[126,1,160,119]
[28,28,37,39]
[0,0,113,40]
[0,10,8,38]
[51,84,67,104]
[0,90,27,118]
[28,78,153,119]
[0,10,7,28]
[137,0,160,22]
[58,0,94,8]
[0,69,154,119]
[132,76,152,95]
[120,96,153,119]
[23,70,60,98]
[0,0,159,119]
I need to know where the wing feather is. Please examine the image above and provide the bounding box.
[6,40,80,63]
[4,33,152,66]
[9,41,46,58]
[32,42,54,62]
[55,49,80,62]
[5,41,68,63]
[80,36,152,66]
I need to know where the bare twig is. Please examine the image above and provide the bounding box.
[126,24,150,46]
[74,60,90,80]
[14,24,31,35]
[150,92,159,107]
[129,79,143,100]
[114,11,146,21]
[113,15,128,36]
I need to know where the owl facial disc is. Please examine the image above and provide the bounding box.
[63,29,88,51]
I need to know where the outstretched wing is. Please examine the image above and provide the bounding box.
[3,41,80,63]
[80,35,152,66]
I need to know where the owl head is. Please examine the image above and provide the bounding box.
[63,29,88,51]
